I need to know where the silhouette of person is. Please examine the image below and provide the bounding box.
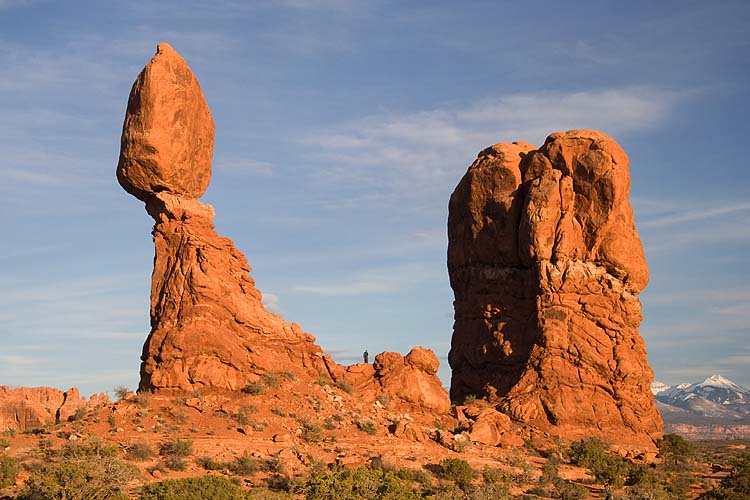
[363,350,369,364]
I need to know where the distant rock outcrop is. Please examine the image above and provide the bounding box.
[117,43,449,413]
[448,130,662,448]
[0,386,107,432]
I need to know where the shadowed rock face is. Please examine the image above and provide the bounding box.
[117,44,449,412]
[448,130,662,448]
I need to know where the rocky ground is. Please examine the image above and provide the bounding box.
[0,381,746,499]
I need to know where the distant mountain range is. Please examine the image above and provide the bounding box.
[651,374,750,439]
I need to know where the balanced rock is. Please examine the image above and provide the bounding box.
[117,43,214,202]
[448,130,662,448]
[118,44,329,391]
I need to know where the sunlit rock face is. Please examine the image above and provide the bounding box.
[118,44,330,391]
[448,130,662,449]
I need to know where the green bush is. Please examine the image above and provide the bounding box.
[0,438,10,449]
[229,455,260,476]
[127,442,156,461]
[160,438,193,458]
[568,438,628,489]
[196,456,226,471]
[0,454,20,488]
[304,465,420,500]
[139,475,250,499]
[301,421,323,443]
[656,433,692,466]
[439,458,474,490]
[59,436,119,459]
[356,419,377,436]
[19,457,136,500]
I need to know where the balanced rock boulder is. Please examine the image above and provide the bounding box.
[448,130,662,448]
[118,44,329,391]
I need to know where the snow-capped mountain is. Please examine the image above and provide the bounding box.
[652,374,750,431]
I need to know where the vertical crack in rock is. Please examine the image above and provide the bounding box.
[448,130,662,448]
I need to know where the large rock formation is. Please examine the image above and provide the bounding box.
[118,43,330,391]
[0,386,106,432]
[117,43,449,413]
[448,130,662,447]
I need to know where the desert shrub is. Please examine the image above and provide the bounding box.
[314,374,332,387]
[0,454,20,488]
[164,456,187,471]
[262,454,287,475]
[0,438,10,449]
[301,421,323,443]
[71,406,88,421]
[160,438,193,458]
[656,433,692,466]
[439,458,474,490]
[469,480,510,500]
[426,482,465,500]
[59,436,119,459]
[242,381,266,395]
[229,455,260,476]
[262,373,280,388]
[335,379,353,394]
[304,465,420,500]
[134,391,151,408]
[127,442,156,461]
[356,419,377,435]
[568,437,628,489]
[113,385,131,401]
[19,456,136,500]
[196,456,226,471]
[139,475,251,499]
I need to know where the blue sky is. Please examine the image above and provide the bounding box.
[1,0,748,396]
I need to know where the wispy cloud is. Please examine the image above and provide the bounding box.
[303,87,684,195]
[215,159,274,176]
[639,201,750,229]
[261,292,285,315]
[289,264,437,296]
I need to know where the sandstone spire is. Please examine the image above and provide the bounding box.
[448,130,662,448]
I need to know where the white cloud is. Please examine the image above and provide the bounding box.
[289,264,437,296]
[638,201,750,229]
[261,292,285,315]
[303,87,683,194]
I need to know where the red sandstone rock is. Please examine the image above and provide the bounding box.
[0,386,96,432]
[448,130,662,450]
[119,44,449,409]
[117,43,214,202]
